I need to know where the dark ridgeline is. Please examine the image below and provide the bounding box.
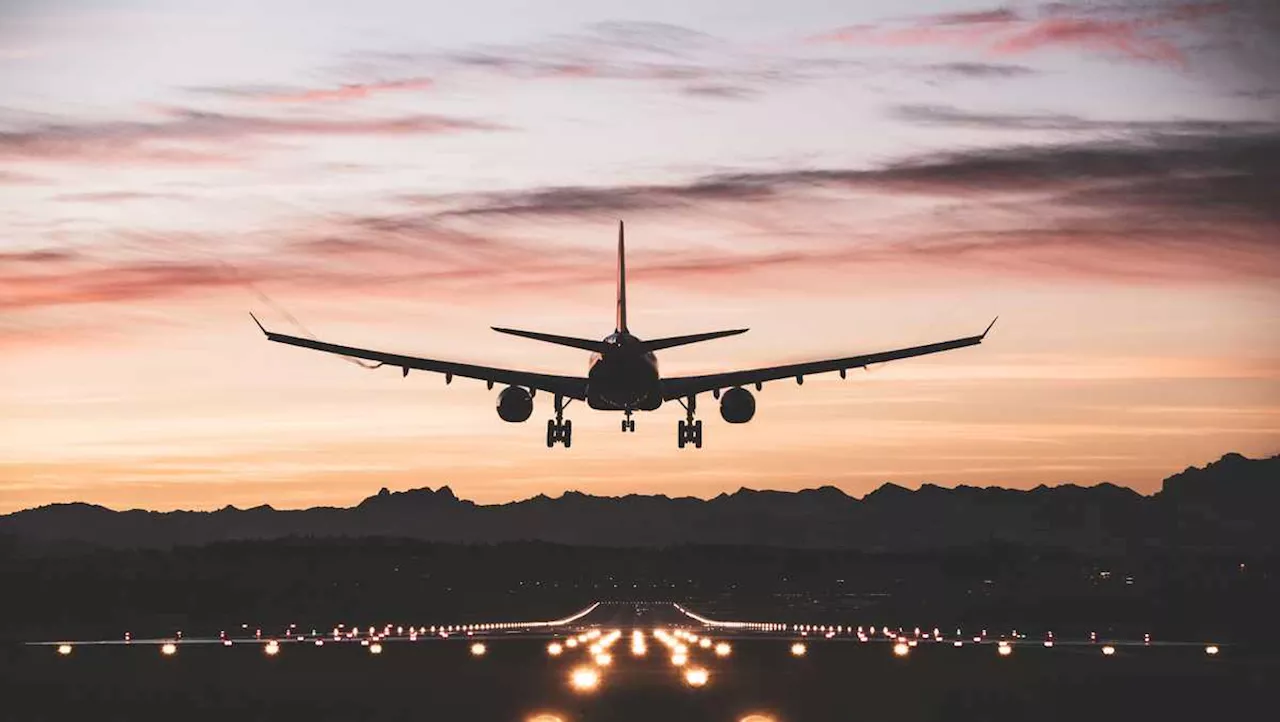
[1,452,1276,550]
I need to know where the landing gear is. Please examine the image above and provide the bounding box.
[676,396,702,449]
[546,395,573,448]
[621,409,636,433]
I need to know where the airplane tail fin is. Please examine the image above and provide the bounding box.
[616,220,628,333]
[491,327,609,353]
[643,328,749,352]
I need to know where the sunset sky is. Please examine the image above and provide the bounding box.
[2,0,1278,512]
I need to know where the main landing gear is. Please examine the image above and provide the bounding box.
[621,409,636,433]
[547,394,572,448]
[677,396,702,449]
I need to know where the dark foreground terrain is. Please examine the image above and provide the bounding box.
[3,635,1272,722]
[2,539,1276,721]
[2,537,1275,645]
[4,452,1276,721]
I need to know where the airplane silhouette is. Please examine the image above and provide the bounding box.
[251,222,996,448]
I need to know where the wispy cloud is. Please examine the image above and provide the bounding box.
[0,107,505,165]
[0,169,45,184]
[810,2,1231,66]
[925,61,1036,78]
[8,121,1274,319]
[680,83,758,99]
[191,77,434,104]
[55,191,190,203]
[892,103,1275,133]
[336,21,859,103]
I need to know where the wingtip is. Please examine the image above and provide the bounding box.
[982,316,999,339]
[249,312,267,335]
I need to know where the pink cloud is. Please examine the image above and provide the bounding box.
[990,17,1186,65]
[261,77,434,103]
[0,108,505,165]
[809,1,1229,66]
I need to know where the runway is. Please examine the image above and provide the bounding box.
[12,600,1262,721]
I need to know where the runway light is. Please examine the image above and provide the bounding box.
[57,644,72,656]
[790,642,807,657]
[315,639,324,647]
[547,642,563,656]
[893,642,910,657]
[1044,640,1054,648]
[569,666,600,692]
[265,640,280,656]
[699,638,712,649]
[1102,645,1116,656]
[161,643,177,656]
[223,640,233,647]
[953,641,963,647]
[740,716,776,722]
[684,667,710,687]
[671,652,688,666]
[565,638,578,649]
[997,642,1012,657]
[715,642,731,657]
[1205,645,1220,656]
[594,652,612,667]
[370,643,383,655]
[471,642,487,657]
[527,715,565,722]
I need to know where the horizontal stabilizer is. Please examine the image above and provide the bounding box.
[643,328,748,352]
[492,327,609,353]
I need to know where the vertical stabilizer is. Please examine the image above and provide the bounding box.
[616,220,628,333]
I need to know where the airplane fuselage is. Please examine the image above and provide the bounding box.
[586,332,663,411]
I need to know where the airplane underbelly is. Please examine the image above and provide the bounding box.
[586,356,662,411]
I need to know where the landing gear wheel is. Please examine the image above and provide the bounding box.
[547,414,572,448]
[693,419,703,449]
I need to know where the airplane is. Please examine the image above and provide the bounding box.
[251,221,996,449]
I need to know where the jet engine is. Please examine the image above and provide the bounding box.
[719,386,756,423]
[496,386,534,422]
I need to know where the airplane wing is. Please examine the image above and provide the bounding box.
[251,314,589,400]
[661,318,997,400]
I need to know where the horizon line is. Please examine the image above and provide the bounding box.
[5,451,1272,516]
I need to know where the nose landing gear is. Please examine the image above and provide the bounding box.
[621,409,636,433]
[676,396,702,449]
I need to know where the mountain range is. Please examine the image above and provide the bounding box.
[1,453,1276,551]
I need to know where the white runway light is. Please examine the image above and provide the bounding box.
[570,666,600,692]
[684,667,710,687]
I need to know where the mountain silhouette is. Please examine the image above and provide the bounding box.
[1,453,1275,551]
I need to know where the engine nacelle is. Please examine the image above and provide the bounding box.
[719,386,756,423]
[496,386,533,422]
